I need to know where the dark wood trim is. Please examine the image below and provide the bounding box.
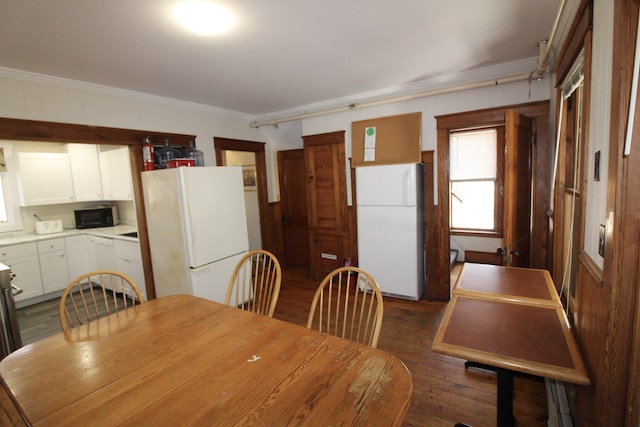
[0,117,194,147]
[554,0,592,84]
[422,151,436,299]
[213,137,272,253]
[302,130,345,147]
[0,117,198,301]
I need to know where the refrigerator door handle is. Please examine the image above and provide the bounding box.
[190,263,211,273]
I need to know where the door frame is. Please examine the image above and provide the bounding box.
[213,137,270,251]
[0,116,196,301]
[432,101,550,301]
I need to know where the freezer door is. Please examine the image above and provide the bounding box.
[356,163,418,207]
[180,167,250,268]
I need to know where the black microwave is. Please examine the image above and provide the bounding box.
[74,206,118,229]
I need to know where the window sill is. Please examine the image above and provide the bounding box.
[450,229,502,238]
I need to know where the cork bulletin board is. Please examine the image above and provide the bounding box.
[351,112,422,167]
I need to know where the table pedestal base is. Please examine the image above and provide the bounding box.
[465,362,515,427]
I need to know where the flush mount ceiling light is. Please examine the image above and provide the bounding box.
[174,1,233,36]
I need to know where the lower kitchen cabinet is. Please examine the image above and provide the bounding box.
[37,238,69,293]
[0,242,43,302]
[65,235,91,281]
[114,239,146,300]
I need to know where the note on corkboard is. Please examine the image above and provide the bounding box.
[351,112,422,167]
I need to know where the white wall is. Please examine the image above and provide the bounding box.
[583,0,613,268]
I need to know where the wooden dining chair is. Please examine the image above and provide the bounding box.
[307,266,384,348]
[225,250,282,317]
[59,270,145,332]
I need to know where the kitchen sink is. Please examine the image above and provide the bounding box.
[120,232,138,238]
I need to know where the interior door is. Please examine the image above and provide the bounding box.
[277,149,309,267]
[502,110,533,267]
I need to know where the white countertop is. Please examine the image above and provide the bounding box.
[0,224,138,246]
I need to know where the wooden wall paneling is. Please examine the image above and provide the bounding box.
[351,112,421,167]
[464,251,502,265]
[432,127,452,301]
[570,253,605,425]
[268,202,285,264]
[422,151,436,299]
[531,110,552,270]
[596,0,640,424]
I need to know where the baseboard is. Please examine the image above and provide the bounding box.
[546,379,573,427]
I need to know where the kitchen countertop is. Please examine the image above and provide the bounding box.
[0,224,139,246]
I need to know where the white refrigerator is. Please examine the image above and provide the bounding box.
[142,166,249,303]
[356,163,424,300]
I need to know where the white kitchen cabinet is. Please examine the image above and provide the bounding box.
[114,239,146,301]
[65,235,91,281]
[37,238,69,293]
[0,243,43,302]
[15,152,75,206]
[66,144,103,201]
[100,147,133,201]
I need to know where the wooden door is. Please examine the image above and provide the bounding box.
[277,149,309,267]
[304,132,348,230]
[502,110,533,267]
[303,131,349,279]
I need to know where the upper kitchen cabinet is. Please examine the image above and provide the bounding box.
[100,146,133,201]
[15,152,75,206]
[66,144,103,201]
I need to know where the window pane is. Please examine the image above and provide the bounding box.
[451,181,495,229]
[450,129,497,180]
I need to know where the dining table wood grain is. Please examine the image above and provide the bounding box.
[0,294,413,426]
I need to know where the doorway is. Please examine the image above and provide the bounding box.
[432,101,551,301]
[213,137,269,252]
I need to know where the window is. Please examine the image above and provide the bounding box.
[449,128,503,234]
[0,143,24,233]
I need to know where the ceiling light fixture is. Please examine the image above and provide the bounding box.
[174,1,233,36]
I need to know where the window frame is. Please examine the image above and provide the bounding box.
[449,126,505,237]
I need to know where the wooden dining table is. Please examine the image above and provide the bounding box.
[0,294,413,426]
[432,263,589,427]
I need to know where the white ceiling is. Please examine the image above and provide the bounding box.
[0,1,560,117]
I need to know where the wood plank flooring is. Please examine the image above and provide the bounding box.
[14,263,548,426]
[274,265,548,427]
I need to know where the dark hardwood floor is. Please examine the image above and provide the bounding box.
[15,263,548,426]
